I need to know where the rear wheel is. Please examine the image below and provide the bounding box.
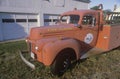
[51,49,76,76]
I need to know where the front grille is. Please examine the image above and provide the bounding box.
[27,43,31,52]
[27,42,36,52]
[27,42,37,59]
[34,53,37,59]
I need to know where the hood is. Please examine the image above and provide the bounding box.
[29,24,77,40]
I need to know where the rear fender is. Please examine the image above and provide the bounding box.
[42,39,81,66]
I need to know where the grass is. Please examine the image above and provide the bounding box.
[0,40,120,79]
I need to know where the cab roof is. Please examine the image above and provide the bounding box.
[61,10,99,16]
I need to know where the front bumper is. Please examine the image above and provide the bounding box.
[19,50,35,69]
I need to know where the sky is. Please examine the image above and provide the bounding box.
[89,0,120,10]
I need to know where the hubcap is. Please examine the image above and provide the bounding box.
[61,58,70,72]
[63,59,69,68]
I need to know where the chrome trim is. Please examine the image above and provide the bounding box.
[19,50,35,69]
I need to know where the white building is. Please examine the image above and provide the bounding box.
[114,7,120,12]
[0,0,90,41]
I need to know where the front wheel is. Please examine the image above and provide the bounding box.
[51,50,76,76]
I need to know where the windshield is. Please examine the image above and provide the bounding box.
[60,15,80,24]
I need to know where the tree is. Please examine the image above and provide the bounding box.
[90,6,112,12]
[104,9,112,13]
[90,6,99,10]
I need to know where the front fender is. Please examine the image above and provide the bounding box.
[42,39,81,66]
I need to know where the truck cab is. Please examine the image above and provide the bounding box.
[20,5,120,75]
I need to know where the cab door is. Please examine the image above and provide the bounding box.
[80,13,99,47]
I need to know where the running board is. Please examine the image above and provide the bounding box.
[80,48,104,59]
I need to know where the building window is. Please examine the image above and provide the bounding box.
[2,19,15,23]
[44,19,51,22]
[28,19,37,22]
[73,0,91,3]
[16,19,27,22]
[43,0,49,1]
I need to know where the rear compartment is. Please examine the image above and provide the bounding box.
[96,24,120,51]
[108,25,120,49]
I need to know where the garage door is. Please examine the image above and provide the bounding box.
[0,13,38,41]
[44,14,59,26]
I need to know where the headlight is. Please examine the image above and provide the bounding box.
[35,46,38,50]
[25,39,28,42]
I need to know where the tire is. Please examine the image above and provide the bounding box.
[51,49,76,76]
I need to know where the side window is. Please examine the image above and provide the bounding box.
[82,14,96,27]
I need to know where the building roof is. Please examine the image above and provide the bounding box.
[74,0,91,3]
